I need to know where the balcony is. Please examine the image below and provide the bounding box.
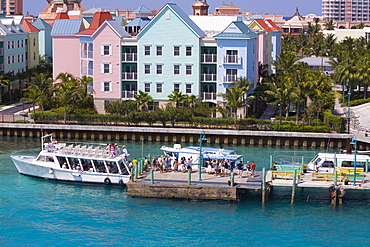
[81,68,93,76]
[122,72,137,80]
[224,74,237,83]
[201,53,217,63]
[122,90,137,99]
[201,73,217,82]
[0,48,3,56]
[224,55,241,64]
[0,63,4,71]
[122,53,137,62]
[201,92,216,101]
[81,50,93,59]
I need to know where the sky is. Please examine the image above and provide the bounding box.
[24,0,323,17]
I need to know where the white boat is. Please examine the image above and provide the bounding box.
[307,152,370,173]
[11,134,131,185]
[160,144,243,164]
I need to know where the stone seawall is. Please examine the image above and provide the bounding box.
[0,123,368,149]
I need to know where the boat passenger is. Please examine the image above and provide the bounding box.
[62,162,67,169]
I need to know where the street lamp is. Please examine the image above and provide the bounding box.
[198,131,207,181]
[347,83,351,134]
[350,135,357,186]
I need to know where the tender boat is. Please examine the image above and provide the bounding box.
[11,134,131,185]
[160,144,243,165]
[307,152,370,173]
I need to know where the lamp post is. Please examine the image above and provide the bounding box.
[350,135,357,186]
[347,83,351,134]
[198,131,207,181]
[342,81,345,107]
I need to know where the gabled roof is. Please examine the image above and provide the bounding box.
[138,3,205,38]
[0,21,13,35]
[76,11,113,36]
[21,19,40,32]
[91,19,130,38]
[250,19,273,32]
[33,18,52,30]
[266,19,282,31]
[126,17,150,28]
[51,19,84,36]
[214,21,258,39]
[133,5,152,14]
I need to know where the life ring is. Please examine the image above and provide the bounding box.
[118,179,124,186]
[104,177,111,185]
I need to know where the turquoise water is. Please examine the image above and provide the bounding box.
[1,137,370,246]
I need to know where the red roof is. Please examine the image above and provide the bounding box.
[266,19,282,31]
[55,12,70,20]
[254,19,273,32]
[76,11,113,36]
[21,19,40,32]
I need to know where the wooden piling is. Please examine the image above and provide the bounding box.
[290,169,297,204]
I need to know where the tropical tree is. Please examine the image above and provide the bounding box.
[324,20,335,30]
[134,90,153,111]
[55,72,78,123]
[0,75,9,103]
[168,91,186,108]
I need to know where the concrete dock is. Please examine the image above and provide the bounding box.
[126,168,370,201]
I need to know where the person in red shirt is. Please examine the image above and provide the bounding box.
[251,161,256,177]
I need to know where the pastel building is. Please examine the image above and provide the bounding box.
[32,18,52,63]
[51,3,278,114]
[21,19,40,69]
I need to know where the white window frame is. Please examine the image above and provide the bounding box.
[173,64,180,75]
[156,82,163,93]
[101,63,112,74]
[186,83,192,94]
[186,46,192,56]
[156,45,163,56]
[144,82,151,93]
[174,46,180,56]
[156,64,163,75]
[101,44,112,56]
[144,64,151,74]
[173,82,180,92]
[101,81,112,92]
[185,64,192,75]
[144,45,151,56]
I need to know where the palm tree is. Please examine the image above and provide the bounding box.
[324,20,335,30]
[134,90,153,111]
[168,91,186,108]
[3,71,15,102]
[55,72,78,123]
[184,94,201,109]
[21,87,42,116]
[75,75,94,110]
[0,75,9,103]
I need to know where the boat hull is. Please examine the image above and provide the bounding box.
[11,155,130,185]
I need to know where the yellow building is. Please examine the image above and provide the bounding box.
[21,20,40,69]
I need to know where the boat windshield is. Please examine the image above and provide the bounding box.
[118,160,129,175]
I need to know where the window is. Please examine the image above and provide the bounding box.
[144,45,150,56]
[144,83,151,93]
[156,64,163,74]
[174,64,180,75]
[156,45,163,56]
[102,63,111,74]
[186,65,192,75]
[34,52,36,60]
[174,46,180,56]
[156,83,163,93]
[226,50,238,63]
[102,45,111,56]
[144,64,151,74]
[33,38,36,47]
[174,83,180,92]
[102,81,111,92]
[186,84,192,94]
[186,46,192,56]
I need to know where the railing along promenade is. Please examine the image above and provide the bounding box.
[0,122,368,149]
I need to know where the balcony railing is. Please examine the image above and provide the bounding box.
[122,72,137,80]
[0,63,4,71]
[201,92,216,101]
[122,53,137,62]
[201,53,217,63]
[0,48,4,56]
[81,68,93,76]
[81,50,93,59]
[224,74,237,83]
[201,73,217,82]
[224,55,241,64]
[122,90,137,99]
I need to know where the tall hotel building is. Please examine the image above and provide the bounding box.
[323,0,370,21]
[1,0,23,15]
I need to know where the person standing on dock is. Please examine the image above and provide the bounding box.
[251,161,256,177]
[237,161,244,178]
